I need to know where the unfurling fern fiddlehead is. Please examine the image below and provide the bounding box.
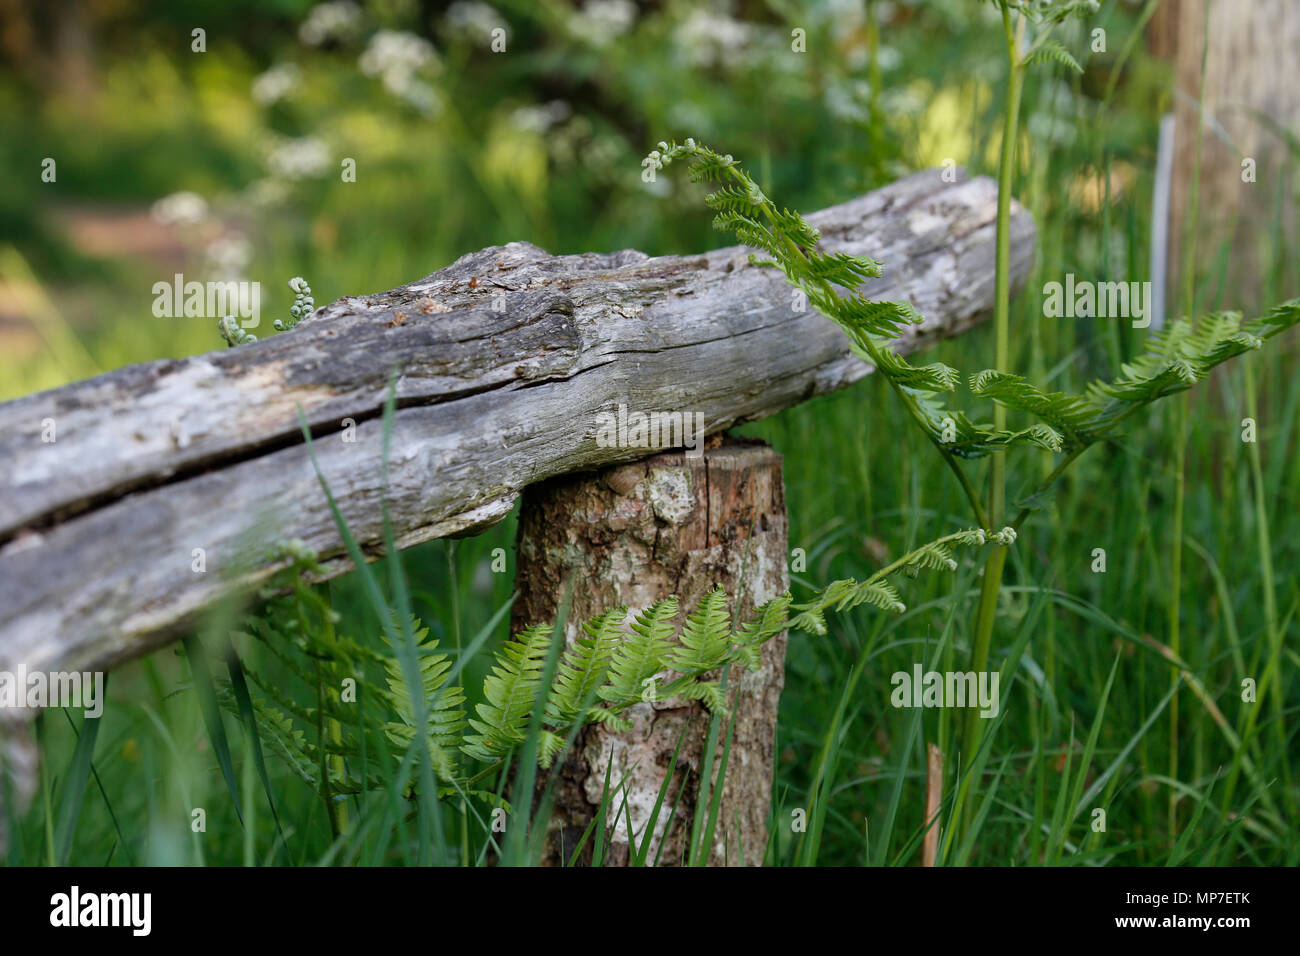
[218,275,315,347]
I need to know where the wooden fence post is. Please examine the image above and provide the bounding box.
[513,437,787,866]
[0,169,1036,848]
[1151,0,1300,308]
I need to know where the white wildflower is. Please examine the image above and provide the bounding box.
[674,7,752,69]
[359,30,441,111]
[252,63,301,106]
[266,136,331,180]
[825,80,873,123]
[445,1,507,43]
[203,235,252,279]
[299,1,363,46]
[151,191,208,227]
[511,100,572,135]
[244,178,289,208]
[569,0,637,47]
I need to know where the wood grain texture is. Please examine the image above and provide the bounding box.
[0,169,1035,681]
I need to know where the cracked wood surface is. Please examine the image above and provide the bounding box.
[0,168,1035,681]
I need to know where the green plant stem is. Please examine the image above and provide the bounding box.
[990,11,1024,532]
[1166,398,1185,840]
[1166,0,1210,843]
[320,599,349,836]
[1221,356,1291,817]
[445,540,469,863]
[865,530,993,584]
[961,7,1024,788]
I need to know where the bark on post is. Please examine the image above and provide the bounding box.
[512,437,788,866]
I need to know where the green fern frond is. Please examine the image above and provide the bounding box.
[732,594,792,670]
[969,369,1100,448]
[462,623,554,762]
[789,528,998,633]
[216,683,318,787]
[655,138,909,349]
[772,208,822,250]
[545,605,626,726]
[903,541,959,574]
[584,708,634,732]
[537,731,566,769]
[599,598,678,703]
[1255,296,1300,337]
[1077,303,1299,436]
[803,250,885,287]
[218,314,258,347]
[380,618,465,782]
[273,276,315,332]
[788,605,828,636]
[1024,39,1083,72]
[667,585,732,674]
[834,297,924,338]
[989,0,1100,26]
[711,209,764,235]
[798,577,906,618]
[909,390,1063,456]
[705,185,763,216]
[670,679,727,713]
[871,346,960,391]
[685,148,739,183]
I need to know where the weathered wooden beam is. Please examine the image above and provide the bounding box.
[0,169,1035,681]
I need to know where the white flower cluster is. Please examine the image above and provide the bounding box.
[299,1,364,46]
[674,7,753,69]
[266,136,331,180]
[244,178,289,209]
[204,235,252,279]
[445,1,507,43]
[252,63,302,106]
[359,30,442,114]
[568,0,637,47]
[824,80,873,124]
[511,100,572,135]
[151,191,208,227]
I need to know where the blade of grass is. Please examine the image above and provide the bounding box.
[182,635,243,825]
[53,700,105,865]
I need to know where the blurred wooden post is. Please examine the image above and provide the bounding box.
[1150,0,1300,310]
[512,437,788,866]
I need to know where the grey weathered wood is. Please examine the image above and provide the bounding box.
[0,169,1034,681]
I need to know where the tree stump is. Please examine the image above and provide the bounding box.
[512,436,789,866]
